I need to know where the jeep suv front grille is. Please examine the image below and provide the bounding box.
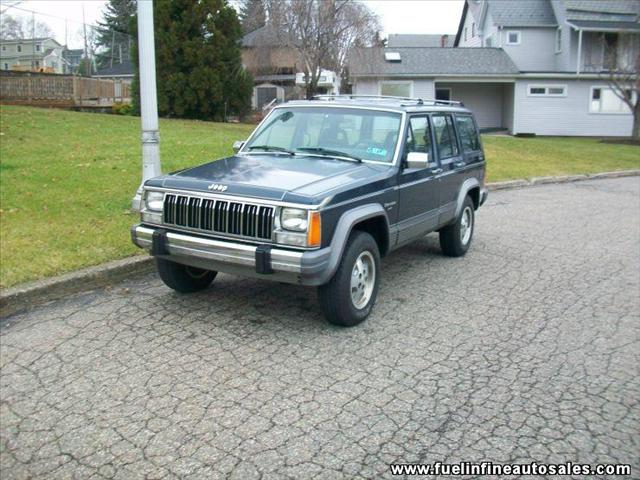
[162,194,274,240]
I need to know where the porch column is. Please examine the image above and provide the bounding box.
[576,29,583,75]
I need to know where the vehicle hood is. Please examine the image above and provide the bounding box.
[145,154,395,205]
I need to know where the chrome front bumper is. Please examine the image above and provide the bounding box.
[131,225,332,285]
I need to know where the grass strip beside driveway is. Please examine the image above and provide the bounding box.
[1,105,638,287]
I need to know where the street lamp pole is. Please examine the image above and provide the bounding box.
[131,0,161,211]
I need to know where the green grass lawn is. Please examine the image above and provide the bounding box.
[1,105,638,287]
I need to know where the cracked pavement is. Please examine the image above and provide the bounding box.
[1,177,639,479]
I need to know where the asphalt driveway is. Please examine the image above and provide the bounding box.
[1,177,639,479]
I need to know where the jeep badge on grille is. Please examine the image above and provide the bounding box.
[207,183,228,192]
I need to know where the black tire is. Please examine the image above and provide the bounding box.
[318,231,380,327]
[155,258,217,293]
[439,195,475,257]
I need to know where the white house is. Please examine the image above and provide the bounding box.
[349,0,639,136]
[0,37,66,74]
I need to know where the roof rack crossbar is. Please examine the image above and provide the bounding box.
[312,94,463,107]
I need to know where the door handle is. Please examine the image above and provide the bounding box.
[454,161,466,168]
[430,168,443,175]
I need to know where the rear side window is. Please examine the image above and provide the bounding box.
[432,115,459,159]
[456,115,481,152]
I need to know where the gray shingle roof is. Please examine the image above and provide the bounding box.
[563,0,640,22]
[488,0,557,26]
[94,61,134,77]
[387,34,453,48]
[349,47,519,77]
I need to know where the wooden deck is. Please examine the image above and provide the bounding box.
[0,73,131,107]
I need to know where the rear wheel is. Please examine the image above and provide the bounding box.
[439,196,475,257]
[155,258,217,293]
[318,231,380,327]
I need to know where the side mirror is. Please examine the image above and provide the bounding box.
[232,140,245,153]
[406,151,430,169]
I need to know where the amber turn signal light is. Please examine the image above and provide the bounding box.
[307,211,321,247]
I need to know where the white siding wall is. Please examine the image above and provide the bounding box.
[458,10,483,47]
[513,79,633,136]
[501,27,557,71]
[412,79,435,99]
[482,12,500,47]
[352,79,378,95]
[438,82,507,129]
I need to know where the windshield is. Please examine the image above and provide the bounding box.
[243,107,402,163]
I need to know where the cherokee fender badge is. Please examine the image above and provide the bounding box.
[207,183,228,192]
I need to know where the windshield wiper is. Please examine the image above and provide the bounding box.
[247,145,295,155]
[296,147,362,163]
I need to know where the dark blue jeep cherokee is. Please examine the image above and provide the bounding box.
[132,95,488,326]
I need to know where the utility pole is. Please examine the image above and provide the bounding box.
[82,4,89,76]
[31,11,35,71]
[131,0,161,211]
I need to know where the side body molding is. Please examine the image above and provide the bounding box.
[455,177,480,217]
[304,203,389,285]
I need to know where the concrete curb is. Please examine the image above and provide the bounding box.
[1,169,638,318]
[0,256,154,318]
[486,169,640,191]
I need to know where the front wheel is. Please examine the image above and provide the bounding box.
[155,258,217,293]
[318,231,380,327]
[439,195,475,257]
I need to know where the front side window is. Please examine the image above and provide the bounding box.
[17,45,22,52]
[432,115,459,159]
[244,107,403,163]
[406,116,433,156]
[456,115,481,152]
[36,44,41,52]
[555,28,562,53]
[380,81,412,98]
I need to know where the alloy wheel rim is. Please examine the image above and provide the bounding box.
[460,206,473,246]
[350,251,376,310]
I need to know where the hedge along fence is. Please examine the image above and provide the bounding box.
[0,73,130,106]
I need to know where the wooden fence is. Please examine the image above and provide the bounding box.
[0,74,131,107]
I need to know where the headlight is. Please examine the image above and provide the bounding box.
[281,208,308,231]
[144,191,164,211]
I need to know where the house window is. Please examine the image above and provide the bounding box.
[590,87,633,114]
[603,33,619,70]
[472,22,475,37]
[485,36,493,47]
[1,45,5,51]
[506,31,521,45]
[527,85,567,97]
[380,81,412,98]
[464,27,467,42]
[17,45,22,52]
[35,60,40,68]
[555,28,562,53]
[3,63,8,70]
[35,44,41,52]
[436,88,451,101]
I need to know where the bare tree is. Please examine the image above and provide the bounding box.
[601,34,640,140]
[0,13,24,39]
[0,13,54,39]
[266,0,380,98]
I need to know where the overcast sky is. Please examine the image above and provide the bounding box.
[1,0,465,47]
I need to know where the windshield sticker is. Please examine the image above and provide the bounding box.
[367,147,387,157]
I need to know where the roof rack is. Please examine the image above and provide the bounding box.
[312,94,464,107]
